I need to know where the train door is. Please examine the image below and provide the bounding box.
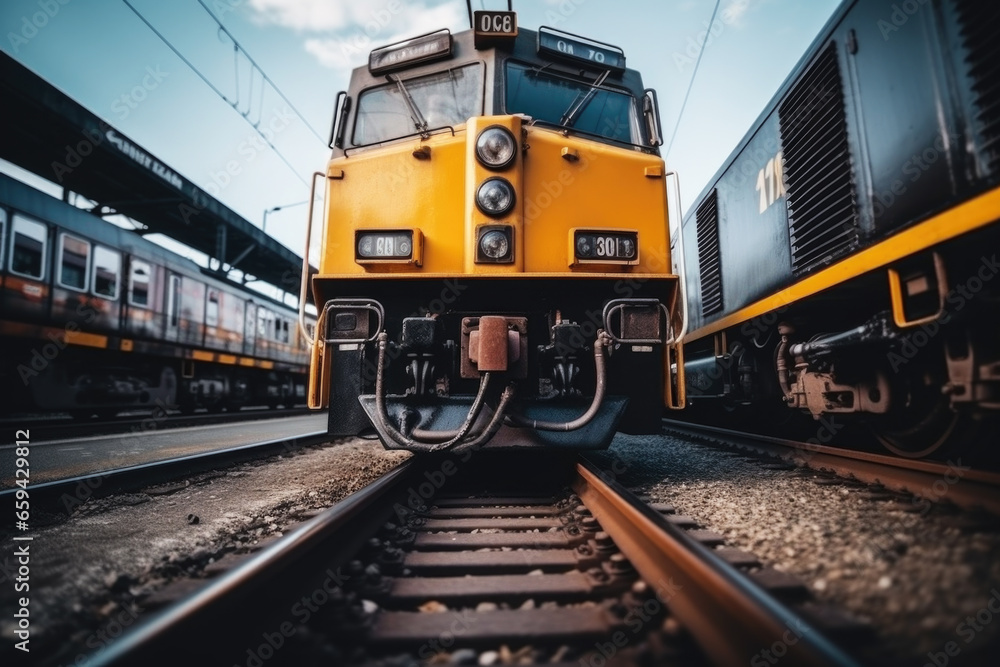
[165,273,181,342]
[244,301,256,356]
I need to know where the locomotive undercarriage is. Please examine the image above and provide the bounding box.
[7,343,303,419]
[318,279,677,451]
[685,245,1000,458]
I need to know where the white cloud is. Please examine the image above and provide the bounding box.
[248,0,352,32]
[720,0,751,27]
[251,0,466,70]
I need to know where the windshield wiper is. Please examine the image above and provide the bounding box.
[559,69,611,128]
[388,74,429,138]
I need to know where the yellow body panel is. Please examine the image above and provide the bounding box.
[317,116,672,279]
[320,129,469,275]
[521,129,671,274]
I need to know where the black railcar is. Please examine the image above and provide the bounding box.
[678,0,999,457]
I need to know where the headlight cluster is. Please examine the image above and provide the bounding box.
[476,177,516,217]
[476,225,513,263]
[474,126,517,264]
[475,126,516,169]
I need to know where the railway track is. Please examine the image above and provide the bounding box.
[662,419,1000,516]
[91,450,862,667]
[0,428,329,516]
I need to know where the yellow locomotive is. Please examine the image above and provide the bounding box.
[299,11,685,451]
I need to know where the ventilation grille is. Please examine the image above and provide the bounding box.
[778,42,858,276]
[954,0,1000,174]
[695,189,723,317]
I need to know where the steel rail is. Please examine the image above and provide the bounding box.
[574,458,860,667]
[89,459,417,666]
[662,419,1000,515]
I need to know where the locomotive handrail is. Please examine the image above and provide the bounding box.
[665,169,688,344]
[298,171,325,348]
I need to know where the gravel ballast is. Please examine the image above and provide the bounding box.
[0,438,409,666]
[592,433,1000,665]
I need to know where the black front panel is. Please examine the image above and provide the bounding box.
[779,42,859,276]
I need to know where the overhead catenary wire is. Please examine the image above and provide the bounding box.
[119,0,309,188]
[196,0,326,144]
[665,0,721,160]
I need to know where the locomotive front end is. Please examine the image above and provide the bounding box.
[302,15,685,451]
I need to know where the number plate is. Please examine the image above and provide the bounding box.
[474,11,517,37]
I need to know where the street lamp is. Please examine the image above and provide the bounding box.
[262,200,309,235]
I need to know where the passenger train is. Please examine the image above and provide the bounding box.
[677,0,999,458]
[302,9,686,451]
[0,173,311,418]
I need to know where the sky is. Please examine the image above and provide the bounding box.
[0,0,841,299]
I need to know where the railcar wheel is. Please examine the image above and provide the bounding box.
[873,399,959,458]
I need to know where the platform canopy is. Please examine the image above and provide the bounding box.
[0,51,313,300]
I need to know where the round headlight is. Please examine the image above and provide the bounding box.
[479,230,510,260]
[576,235,594,258]
[476,177,515,216]
[475,126,516,169]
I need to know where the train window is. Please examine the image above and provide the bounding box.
[129,259,151,307]
[505,62,641,145]
[279,318,290,344]
[92,246,121,300]
[353,63,484,146]
[58,234,91,291]
[206,289,219,327]
[10,214,47,279]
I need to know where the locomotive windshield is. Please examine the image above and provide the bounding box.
[504,62,641,145]
[353,63,484,145]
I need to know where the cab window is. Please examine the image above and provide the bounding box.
[353,63,484,146]
[505,61,641,145]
